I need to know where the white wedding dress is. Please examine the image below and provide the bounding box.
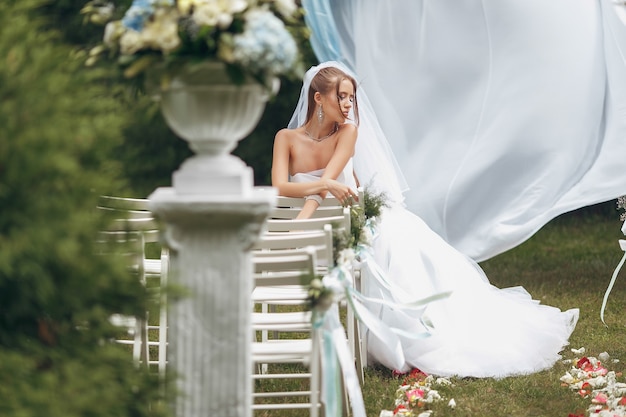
[292,159,579,378]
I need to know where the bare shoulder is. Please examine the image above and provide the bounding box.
[337,122,358,141]
[339,122,357,133]
[276,128,298,139]
[275,128,299,143]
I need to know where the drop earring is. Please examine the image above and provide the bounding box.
[317,105,324,125]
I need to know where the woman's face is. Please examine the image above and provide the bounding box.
[322,78,355,123]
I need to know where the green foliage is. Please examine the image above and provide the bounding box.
[364,187,389,220]
[115,95,193,196]
[332,188,388,263]
[234,77,306,186]
[0,1,170,415]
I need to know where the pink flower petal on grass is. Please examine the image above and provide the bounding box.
[592,393,608,404]
[407,389,425,402]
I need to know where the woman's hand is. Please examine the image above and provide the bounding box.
[325,179,359,206]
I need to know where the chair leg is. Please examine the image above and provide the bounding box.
[260,303,268,374]
[353,315,364,385]
[133,317,148,369]
[310,330,321,417]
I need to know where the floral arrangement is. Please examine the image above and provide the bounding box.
[333,187,388,265]
[618,196,626,222]
[80,0,307,87]
[561,347,626,417]
[379,368,456,417]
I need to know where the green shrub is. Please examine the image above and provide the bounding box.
[0,1,170,415]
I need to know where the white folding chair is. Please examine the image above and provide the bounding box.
[252,225,333,311]
[272,190,368,375]
[259,211,365,384]
[97,196,168,375]
[266,209,350,234]
[251,247,323,417]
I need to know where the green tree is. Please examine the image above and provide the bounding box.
[0,1,170,415]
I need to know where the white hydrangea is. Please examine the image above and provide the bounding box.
[192,0,247,28]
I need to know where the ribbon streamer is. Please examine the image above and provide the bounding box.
[318,304,366,417]
[600,239,626,326]
[311,215,452,414]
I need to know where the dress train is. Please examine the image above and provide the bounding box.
[292,161,578,378]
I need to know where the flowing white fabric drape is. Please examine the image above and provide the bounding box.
[302,0,626,261]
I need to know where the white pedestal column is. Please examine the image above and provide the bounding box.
[149,187,275,417]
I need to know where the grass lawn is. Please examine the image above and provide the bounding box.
[255,208,626,417]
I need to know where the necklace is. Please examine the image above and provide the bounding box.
[304,123,338,142]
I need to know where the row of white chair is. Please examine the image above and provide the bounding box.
[250,192,366,416]
[97,196,168,375]
[98,192,365,416]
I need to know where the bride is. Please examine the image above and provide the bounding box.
[271,61,579,378]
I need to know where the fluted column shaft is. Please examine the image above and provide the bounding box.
[149,187,275,417]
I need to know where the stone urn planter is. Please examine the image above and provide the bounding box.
[154,62,277,196]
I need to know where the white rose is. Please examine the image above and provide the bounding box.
[337,248,355,267]
[177,0,194,15]
[193,0,248,28]
[226,0,248,14]
[120,30,144,55]
[361,226,373,246]
[274,0,297,18]
[144,10,181,52]
[104,20,125,47]
[192,3,221,26]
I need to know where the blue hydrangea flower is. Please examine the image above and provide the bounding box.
[122,0,174,31]
[232,9,298,76]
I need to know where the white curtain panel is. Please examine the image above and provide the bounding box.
[302,0,626,261]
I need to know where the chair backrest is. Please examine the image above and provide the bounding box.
[254,225,334,270]
[97,196,160,244]
[98,218,161,243]
[99,195,151,211]
[275,188,364,209]
[275,195,341,208]
[265,208,350,234]
[253,246,318,287]
[270,205,346,220]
